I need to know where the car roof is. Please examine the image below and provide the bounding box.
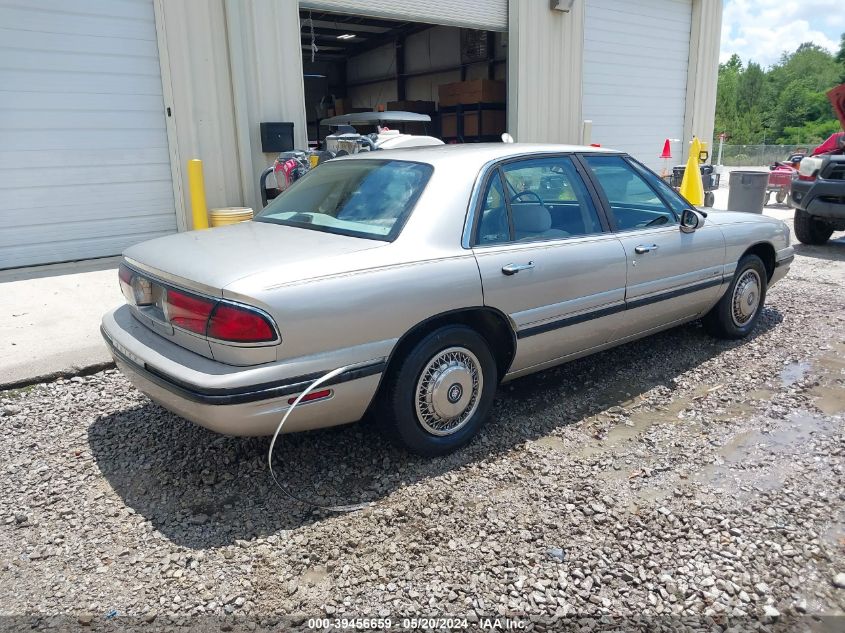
[332,142,623,168]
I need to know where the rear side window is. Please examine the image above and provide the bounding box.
[255,159,433,241]
[477,172,510,245]
[584,155,678,231]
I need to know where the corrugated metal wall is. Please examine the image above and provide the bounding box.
[157,0,244,221]
[158,0,307,219]
[508,0,584,144]
[224,0,309,213]
[683,0,722,161]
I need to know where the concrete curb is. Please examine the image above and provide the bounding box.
[0,361,116,392]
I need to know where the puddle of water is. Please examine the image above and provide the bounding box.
[301,566,329,586]
[747,388,775,401]
[534,386,713,459]
[694,412,837,493]
[811,385,845,415]
[534,436,567,451]
[780,361,811,386]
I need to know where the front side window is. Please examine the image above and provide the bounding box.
[629,158,691,216]
[583,155,678,231]
[474,156,604,245]
[255,159,433,241]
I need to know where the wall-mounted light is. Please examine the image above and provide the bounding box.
[550,0,575,12]
[336,33,356,40]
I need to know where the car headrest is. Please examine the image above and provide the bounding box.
[512,204,551,233]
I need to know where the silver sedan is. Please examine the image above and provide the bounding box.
[101,144,793,456]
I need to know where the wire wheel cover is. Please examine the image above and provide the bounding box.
[414,347,483,436]
[731,269,761,326]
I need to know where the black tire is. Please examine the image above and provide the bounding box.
[764,191,771,206]
[794,209,833,245]
[702,254,768,340]
[703,191,715,207]
[775,189,786,204]
[375,325,498,457]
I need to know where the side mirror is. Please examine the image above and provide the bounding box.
[680,209,702,233]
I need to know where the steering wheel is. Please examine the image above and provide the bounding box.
[643,215,670,227]
[510,190,545,205]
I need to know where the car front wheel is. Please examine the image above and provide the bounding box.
[702,254,768,340]
[377,325,498,456]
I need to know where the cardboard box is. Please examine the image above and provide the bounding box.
[333,98,347,115]
[386,100,436,113]
[440,110,505,138]
[441,113,458,138]
[438,79,506,106]
[464,110,506,136]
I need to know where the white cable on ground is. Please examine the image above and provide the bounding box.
[267,365,374,513]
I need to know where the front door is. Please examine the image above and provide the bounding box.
[581,155,725,340]
[470,155,628,374]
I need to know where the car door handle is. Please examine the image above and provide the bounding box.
[634,244,659,254]
[501,262,535,276]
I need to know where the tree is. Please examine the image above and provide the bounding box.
[715,43,842,146]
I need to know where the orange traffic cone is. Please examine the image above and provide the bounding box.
[659,139,672,177]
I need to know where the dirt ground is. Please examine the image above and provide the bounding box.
[1,228,844,632]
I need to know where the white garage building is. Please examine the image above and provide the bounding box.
[0,0,722,269]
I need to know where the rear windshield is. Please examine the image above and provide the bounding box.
[255,159,433,241]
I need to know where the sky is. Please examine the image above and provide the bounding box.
[720,0,844,68]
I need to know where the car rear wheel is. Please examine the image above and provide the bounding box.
[702,254,767,340]
[376,325,498,456]
[794,209,833,245]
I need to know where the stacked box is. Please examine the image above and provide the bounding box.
[437,80,505,106]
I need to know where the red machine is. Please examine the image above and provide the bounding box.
[766,153,803,205]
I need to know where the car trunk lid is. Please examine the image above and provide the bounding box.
[123,220,387,296]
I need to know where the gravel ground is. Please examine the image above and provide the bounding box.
[2,232,845,632]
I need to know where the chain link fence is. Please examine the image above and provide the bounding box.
[715,144,810,167]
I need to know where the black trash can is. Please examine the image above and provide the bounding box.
[699,164,714,191]
[727,171,768,214]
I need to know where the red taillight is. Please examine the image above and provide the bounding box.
[165,289,215,335]
[118,264,133,285]
[797,174,817,181]
[207,303,275,342]
[287,389,332,405]
[118,265,134,303]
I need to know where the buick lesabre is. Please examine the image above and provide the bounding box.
[102,144,793,456]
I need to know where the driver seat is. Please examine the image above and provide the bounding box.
[513,204,569,241]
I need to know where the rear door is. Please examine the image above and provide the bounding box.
[580,154,725,339]
[470,154,628,375]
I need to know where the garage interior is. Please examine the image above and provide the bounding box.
[299,8,508,146]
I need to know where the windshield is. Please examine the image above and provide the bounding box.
[255,159,433,241]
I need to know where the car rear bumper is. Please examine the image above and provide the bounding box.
[101,305,385,436]
[790,178,845,219]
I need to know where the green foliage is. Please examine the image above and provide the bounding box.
[778,119,843,144]
[715,39,844,146]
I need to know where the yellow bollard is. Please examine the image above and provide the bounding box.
[187,159,209,230]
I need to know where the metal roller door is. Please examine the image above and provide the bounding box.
[300,0,508,32]
[0,0,177,269]
[582,0,692,170]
